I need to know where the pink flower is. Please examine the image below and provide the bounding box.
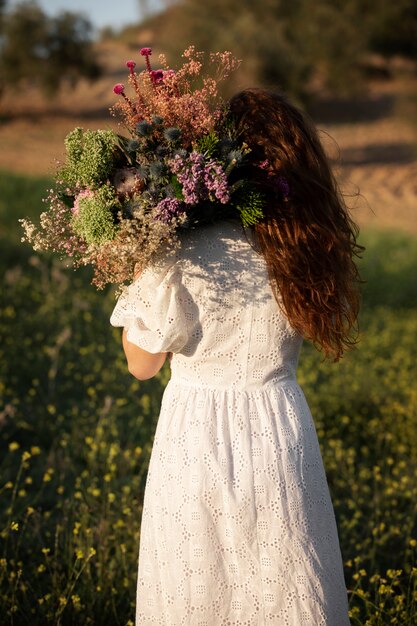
[140,47,152,56]
[126,60,136,72]
[72,189,94,215]
[150,69,164,84]
[113,83,125,95]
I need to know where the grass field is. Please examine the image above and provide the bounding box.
[1,171,417,624]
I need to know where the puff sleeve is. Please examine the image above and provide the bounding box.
[110,258,189,354]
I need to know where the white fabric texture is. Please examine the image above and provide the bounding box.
[110,220,350,625]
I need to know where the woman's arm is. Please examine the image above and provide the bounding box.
[122,329,167,380]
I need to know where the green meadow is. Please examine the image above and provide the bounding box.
[0,171,416,624]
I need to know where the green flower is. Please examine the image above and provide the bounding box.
[60,128,118,188]
[72,186,119,245]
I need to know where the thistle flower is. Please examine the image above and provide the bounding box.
[136,165,149,179]
[135,121,153,137]
[164,127,181,142]
[226,150,243,165]
[127,139,140,152]
[219,138,235,157]
[155,145,168,157]
[149,161,165,178]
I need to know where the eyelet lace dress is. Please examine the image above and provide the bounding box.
[110,220,350,626]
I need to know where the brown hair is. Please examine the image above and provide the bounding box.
[229,88,363,361]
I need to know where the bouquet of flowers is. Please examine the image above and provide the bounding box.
[20,46,284,289]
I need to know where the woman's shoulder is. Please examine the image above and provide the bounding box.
[176,219,269,295]
[179,219,255,259]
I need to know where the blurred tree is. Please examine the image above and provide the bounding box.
[0,0,7,31]
[366,0,417,58]
[155,0,417,100]
[155,0,311,101]
[0,0,100,97]
[286,0,369,94]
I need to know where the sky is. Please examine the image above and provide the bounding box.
[7,0,165,32]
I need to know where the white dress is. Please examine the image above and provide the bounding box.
[110,220,350,626]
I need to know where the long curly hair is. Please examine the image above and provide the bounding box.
[229,88,363,361]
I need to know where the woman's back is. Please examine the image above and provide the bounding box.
[115,220,304,391]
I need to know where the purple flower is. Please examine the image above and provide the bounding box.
[113,83,125,95]
[170,152,230,205]
[273,176,290,200]
[204,160,230,204]
[171,152,206,204]
[126,60,136,73]
[155,198,185,223]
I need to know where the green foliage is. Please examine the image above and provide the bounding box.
[232,183,265,227]
[0,1,100,96]
[195,132,219,158]
[72,186,119,245]
[358,230,417,309]
[61,128,119,189]
[1,170,417,623]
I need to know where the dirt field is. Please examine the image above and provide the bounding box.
[1,40,416,234]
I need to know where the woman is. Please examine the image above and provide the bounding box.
[111,88,361,625]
